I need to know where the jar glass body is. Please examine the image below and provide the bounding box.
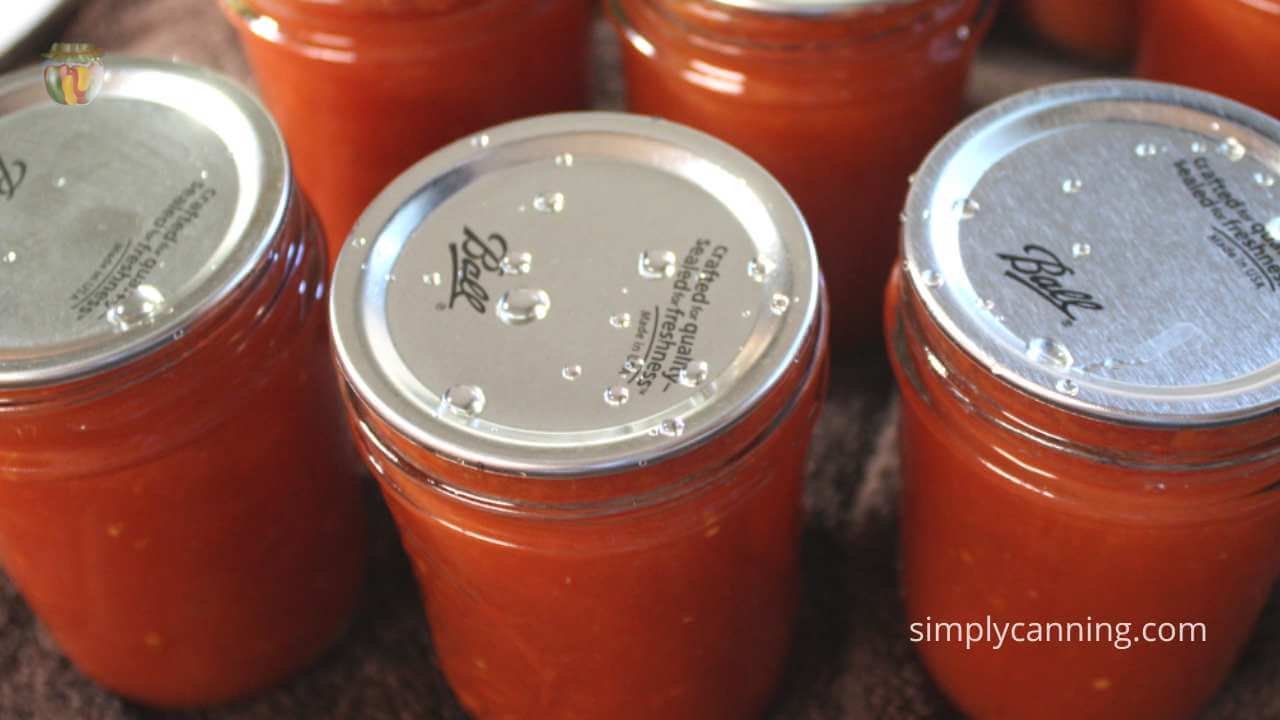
[885,267,1280,720]
[1136,0,1280,119]
[610,0,989,350]
[341,300,829,720]
[0,197,367,709]
[1019,0,1137,61]
[221,0,593,261]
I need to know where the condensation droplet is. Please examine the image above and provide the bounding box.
[1,250,15,264]
[1061,178,1083,194]
[921,269,944,288]
[471,134,491,148]
[610,312,632,329]
[622,354,643,374]
[1134,143,1159,158]
[656,418,686,437]
[353,236,368,248]
[500,251,533,276]
[554,153,574,167]
[532,192,565,214]
[495,288,551,326]
[976,298,995,312]
[422,272,442,286]
[1025,337,1074,371]
[1190,141,1207,154]
[1254,172,1276,188]
[1072,242,1092,258]
[747,256,775,283]
[1266,217,1280,245]
[1210,121,1222,132]
[770,293,790,315]
[562,364,582,381]
[742,309,753,318]
[1056,378,1080,397]
[677,360,709,388]
[443,385,486,417]
[1219,137,1246,162]
[54,176,67,189]
[953,197,980,219]
[638,250,677,280]
[603,385,630,407]
[106,285,167,332]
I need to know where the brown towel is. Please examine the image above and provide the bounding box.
[0,2,1274,718]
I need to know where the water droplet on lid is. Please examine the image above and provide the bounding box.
[610,312,631,329]
[1219,137,1246,162]
[1134,143,1159,158]
[921,269,944,288]
[471,134,490,148]
[622,354,643,374]
[952,197,980,219]
[353,236,368,248]
[54,176,67,189]
[1061,178,1083,194]
[1190,141,1207,154]
[106,285,168,332]
[1,251,15,264]
[1025,337,1074,371]
[1210,121,1222,132]
[677,360,709,388]
[656,418,686,437]
[976,298,995,312]
[443,385,486,417]
[554,153,574,167]
[500,251,533,276]
[532,192,565,214]
[562,364,582,381]
[638,250,677,280]
[742,309,752,318]
[921,208,932,220]
[1055,378,1080,397]
[1266,217,1280,245]
[199,169,208,180]
[747,256,775,283]
[495,288,551,326]
[422,272,442,286]
[1072,242,1092,258]
[603,385,630,407]
[1254,172,1276,188]
[770,293,790,315]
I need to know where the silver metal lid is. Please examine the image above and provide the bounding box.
[0,56,289,387]
[331,112,819,476]
[707,0,921,15]
[904,80,1280,427]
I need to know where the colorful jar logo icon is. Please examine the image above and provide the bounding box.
[43,43,104,106]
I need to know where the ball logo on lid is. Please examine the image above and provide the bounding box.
[42,43,105,107]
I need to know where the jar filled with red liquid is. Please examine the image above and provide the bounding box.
[0,58,365,708]
[887,80,1280,719]
[610,0,991,351]
[1019,0,1137,62]
[219,0,593,263]
[1137,0,1280,120]
[330,113,829,719]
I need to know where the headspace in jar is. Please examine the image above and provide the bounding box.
[0,57,365,707]
[330,112,828,719]
[610,0,992,350]
[888,80,1280,720]
[219,0,592,264]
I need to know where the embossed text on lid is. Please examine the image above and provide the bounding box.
[904,80,1280,426]
[330,112,819,476]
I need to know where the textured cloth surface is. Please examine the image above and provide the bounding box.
[0,2,1277,718]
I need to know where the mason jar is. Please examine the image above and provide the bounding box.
[0,58,365,708]
[887,80,1280,719]
[330,113,829,719]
